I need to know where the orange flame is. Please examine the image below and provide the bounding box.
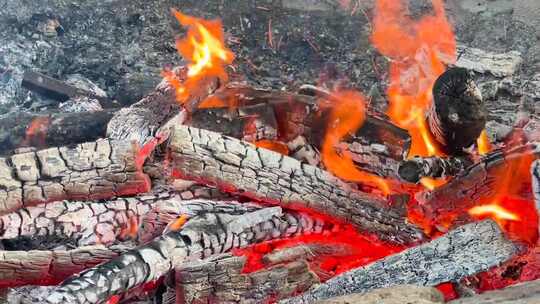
[21,117,50,148]
[477,129,492,155]
[165,9,234,104]
[321,90,390,195]
[371,0,455,159]
[254,140,290,155]
[469,204,520,222]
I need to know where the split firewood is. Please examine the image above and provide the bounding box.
[0,138,151,216]
[448,278,540,304]
[415,144,538,226]
[170,253,320,304]
[0,244,130,288]
[398,156,472,183]
[0,110,115,155]
[427,67,487,155]
[43,202,333,303]
[282,220,517,303]
[166,125,425,244]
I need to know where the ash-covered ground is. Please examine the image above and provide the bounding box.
[0,0,538,129]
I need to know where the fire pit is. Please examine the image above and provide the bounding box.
[0,0,539,303]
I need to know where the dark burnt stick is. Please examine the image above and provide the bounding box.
[398,156,473,183]
[428,67,487,155]
[0,110,114,156]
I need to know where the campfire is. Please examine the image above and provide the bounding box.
[0,0,539,303]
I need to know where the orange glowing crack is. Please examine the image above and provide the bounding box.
[168,214,190,232]
[477,129,492,155]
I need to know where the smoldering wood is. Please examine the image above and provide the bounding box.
[106,68,219,145]
[21,71,112,107]
[448,278,540,304]
[202,84,411,178]
[172,254,319,304]
[314,285,445,304]
[262,243,354,266]
[398,156,472,183]
[0,245,129,288]
[531,160,540,228]
[415,144,538,226]
[0,110,114,155]
[281,220,518,304]
[0,138,151,216]
[428,67,487,155]
[167,125,425,244]
[43,202,333,304]
[190,103,278,142]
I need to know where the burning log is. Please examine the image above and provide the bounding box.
[0,110,115,155]
[415,144,538,226]
[314,285,444,304]
[398,156,472,183]
[0,138,151,216]
[427,67,487,155]
[171,254,319,304]
[42,203,332,303]
[282,220,518,303]
[167,125,424,244]
[448,278,540,303]
[532,160,540,235]
[0,245,129,288]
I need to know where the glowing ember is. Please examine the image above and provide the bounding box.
[255,140,290,155]
[167,214,189,232]
[321,90,390,194]
[469,204,520,221]
[22,117,50,148]
[164,9,234,105]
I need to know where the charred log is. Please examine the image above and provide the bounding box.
[448,278,540,304]
[43,203,333,303]
[0,245,129,288]
[166,125,425,244]
[21,71,113,107]
[171,254,319,304]
[0,110,114,156]
[0,138,150,216]
[428,67,487,155]
[415,144,538,226]
[398,156,472,183]
[282,220,517,303]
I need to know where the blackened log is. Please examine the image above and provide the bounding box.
[22,71,112,107]
[415,144,539,226]
[0,245,129,288]
[172,254,319,304]
[190,103,278,142]
[282,220,517,303]
[0,138,151,216]
[106,68,219,145]
[398,156,472,183]
[43,203,332,304]
[167,125,424,244]
[0,110,114,156]
[449,278,540,304]
[428,67,487,155]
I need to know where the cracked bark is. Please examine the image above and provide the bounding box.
[42,201,334,304]
[415,144,539,226]
[167,125,424,244]
[171,253,320,304]
[0,138,151,216]
[281,220,517,304]
[0,245,130,288]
